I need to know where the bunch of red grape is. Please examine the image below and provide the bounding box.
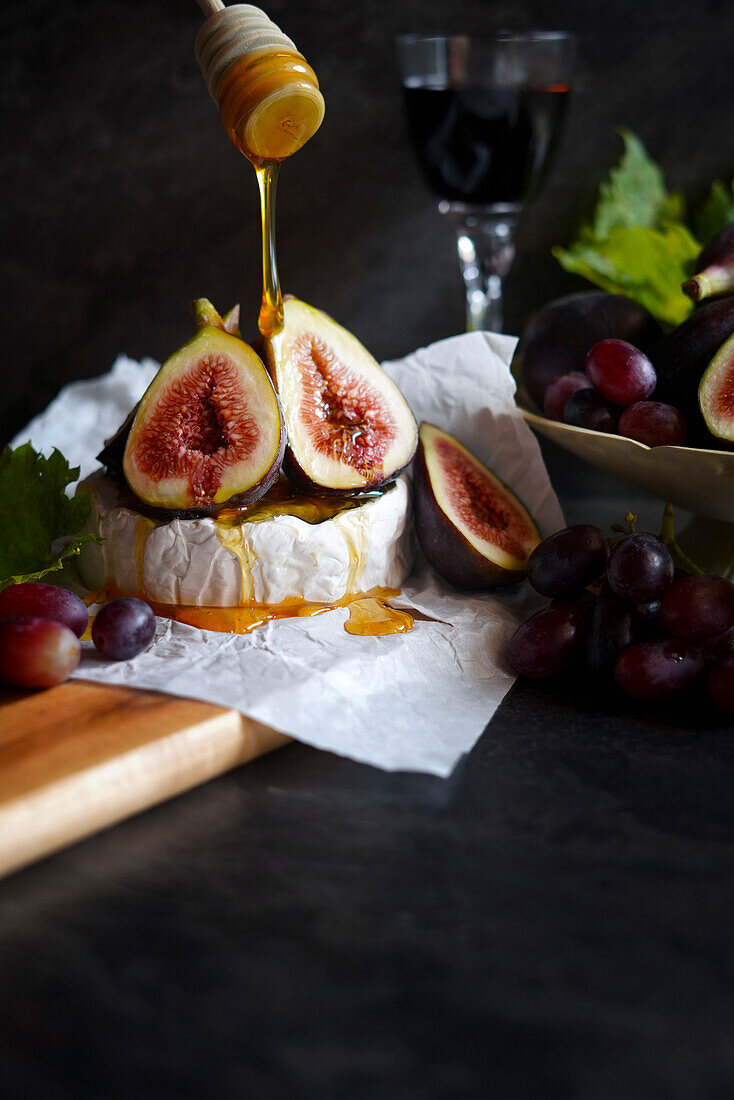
[544,339,688,447]
[507,521,734,712]
[0,582,156,689]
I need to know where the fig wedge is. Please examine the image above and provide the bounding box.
[414,423,541,589]
[698,330,734,444]
[123,299,285,512]
[263,298,417,495]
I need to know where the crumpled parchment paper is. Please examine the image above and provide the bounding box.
[13,332,564,776]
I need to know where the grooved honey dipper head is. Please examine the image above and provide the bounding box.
[195,4,325,161]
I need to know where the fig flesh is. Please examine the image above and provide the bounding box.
[514,292,661,407]
[123,299,285,512]
[698,331,734,443]
[263,298,417,495]
[414,423,540,589]
[683,223,734,302]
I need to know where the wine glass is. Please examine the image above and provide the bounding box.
[396,32,574,333]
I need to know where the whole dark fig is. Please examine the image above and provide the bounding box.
[683,222,734,302]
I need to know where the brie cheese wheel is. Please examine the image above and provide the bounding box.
[79,470,413,607]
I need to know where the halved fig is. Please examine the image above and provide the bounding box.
[414,423,541,589]
[262,298,417,495]
[123,299,285,512]
[698,330,734,443]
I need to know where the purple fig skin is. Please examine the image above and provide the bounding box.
[651,296,734,438]
[282,441,416,499]
[514,292,662,407]
[683,223,734,302]
[414,440,530,590]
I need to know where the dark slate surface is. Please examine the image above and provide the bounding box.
[3,0,734,1096]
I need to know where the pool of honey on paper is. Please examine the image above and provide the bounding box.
[87,479,413,637]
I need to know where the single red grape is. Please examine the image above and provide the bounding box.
[506,605,586,679]
[0,581,88,637]
[0,615,81,688]
[527,524,607,600]
[586,593,640,676]
[703,626,734,656]
[708,654,734,713]
[92,598,156,660]
[618,402,687,447]
[585,339,656,406]
[607,534,674,603]
[563,389,619,432]
[660,575,734,642]
[543,372,592,421]
[614,639,705,702]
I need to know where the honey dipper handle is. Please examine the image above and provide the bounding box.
[196,0,225,17]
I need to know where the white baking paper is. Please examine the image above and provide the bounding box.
[13,333,564,776]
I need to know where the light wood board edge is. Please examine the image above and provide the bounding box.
[0,709,289,880]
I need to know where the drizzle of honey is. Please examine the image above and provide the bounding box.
[214,475,387,527]
[254,160,283,337]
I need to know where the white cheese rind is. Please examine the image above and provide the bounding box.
[79,470,414,607]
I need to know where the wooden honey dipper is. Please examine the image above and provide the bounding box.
[194,0,325,161]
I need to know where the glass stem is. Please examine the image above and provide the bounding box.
[444,208,519,333]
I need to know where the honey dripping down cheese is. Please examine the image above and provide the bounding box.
[195,4,325,336]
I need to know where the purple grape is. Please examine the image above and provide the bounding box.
[614,639,705,702]
[607,534,674,604]
[660,575,734,642]
[0,616,80,688]
[0,582,88,637]
[543,372,592,421]
[527,524,607,600]
[563,388,619,432]
[92,598,156,661]
[618,402,687,447]
[506,605,586,679]
[636,599,662,624]
[708,654,734,713]
[703,626,734,656]
[586,593,640,676]
[585,339,656,406]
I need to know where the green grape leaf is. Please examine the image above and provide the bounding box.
[694,179,734,243]
[591,128,685,238]
[0,443,97,591]
[553,222,701,328]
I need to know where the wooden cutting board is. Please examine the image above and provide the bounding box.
[0,680,290,879]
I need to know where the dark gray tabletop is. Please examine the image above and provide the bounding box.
[3,1,734,1096]
[2,659,733,1099]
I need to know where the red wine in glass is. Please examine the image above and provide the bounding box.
[401,83,569,206]
[396,34,574,333]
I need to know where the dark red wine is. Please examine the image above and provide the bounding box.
[402,82,569,205]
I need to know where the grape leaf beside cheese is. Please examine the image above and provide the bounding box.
[0,443,97,591]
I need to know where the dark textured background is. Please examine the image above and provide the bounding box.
[3,0,733,449]
[3,2,734,1097]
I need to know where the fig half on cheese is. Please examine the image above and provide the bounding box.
[123,299,285,513]
[414,423,540,589]
[263,298,417,495]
